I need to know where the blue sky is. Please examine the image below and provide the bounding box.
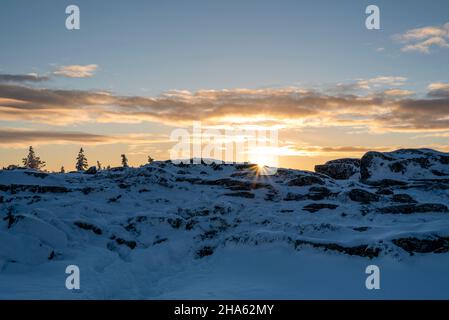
[0,0,449,170]
[1,0,448,95]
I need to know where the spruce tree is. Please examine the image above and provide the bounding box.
[76,148,88,171]
[121,154,129,168]
[22,146,46,170]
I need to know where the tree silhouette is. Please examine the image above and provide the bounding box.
[121,154,129,168]
[148,155,154,164]
[76,148,88,171]
[22,146,46,170]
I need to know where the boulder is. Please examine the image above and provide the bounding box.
[315,158,360,180]
[348,188,379,203]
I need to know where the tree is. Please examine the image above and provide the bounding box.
[22,146,46,170]
[97,161,102,171]
[121,154,129,168]
[148,155,154,164]
[60,166,65,173]
[76,148,88,171]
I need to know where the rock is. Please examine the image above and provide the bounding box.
[223,192,255,199]
[196,246,215,258]
[84,166,97,174]
[115,238,137,249]
[360,149,449,183]
[74,221,103,235]
[0,184,70,194]
[303,203,339,213]
[378,203,448,214]
[392,236,449,254]
[307,186,333,200]
[348,189,379,203]
[288,175,325,186]
[315,158,360,180]
[392,194,417,203]
[376,188,394,195]
[283,193,306,201]
[294,240,380,258]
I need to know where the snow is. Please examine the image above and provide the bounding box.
[1,151,449,299]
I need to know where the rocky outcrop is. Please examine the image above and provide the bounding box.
[315,158,360,180]
[360,149,449,183]
[348,188,379,203]
[378,203,448,214]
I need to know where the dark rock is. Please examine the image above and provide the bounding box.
[353,226,370,232]
[376,188,394,195]
[24,171,48,179]
[379,203,448,214]
[0,184,70,194]
[167,218,183,229]
[315,158,360,180]
[294,240,380,258]
[196,246,215,258]
[348,189,379,203]
[288,175,325,186]
[108,194,122,203]
[360,151,395,180]
[303,203,339,213]
[392,194,417,203]
[307,186,332,200]
[223,192,255,199]
[115,238,137,249]
[74,221,103,235]
[84,166,97,174]
[393,236,449,254]
[283,193,306,201]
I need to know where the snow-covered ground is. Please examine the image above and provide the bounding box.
[1,149,449,299]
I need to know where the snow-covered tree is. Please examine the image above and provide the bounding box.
[76,148,88,171]
[148,156,154,164]
[121,154,129,168]
[22,146,46,170]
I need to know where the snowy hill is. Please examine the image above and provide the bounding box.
[1,149,449,299]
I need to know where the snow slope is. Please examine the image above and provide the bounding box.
[1,149,449,299]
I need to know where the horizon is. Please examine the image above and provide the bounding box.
[1,0,449,171]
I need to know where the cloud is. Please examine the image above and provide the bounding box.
[394,22,449,53]
[0,73,49,83]
[1,81,449,132]
[383,89,414,97]
[427,82,449,98]
[53,64,98,78]
[0,128,171,147]
[356,76,407,89]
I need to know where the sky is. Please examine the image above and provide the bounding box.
[1,0,449,171]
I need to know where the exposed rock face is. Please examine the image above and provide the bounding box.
[393,236,449,254]
[348,188,379,203]
[360,149,449,183]
[303,203,339,213]
[392,194,417,203]
[84,166,97,175]
[378,203,448,214]
[315,158,360,180]
[287,175,325,186]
